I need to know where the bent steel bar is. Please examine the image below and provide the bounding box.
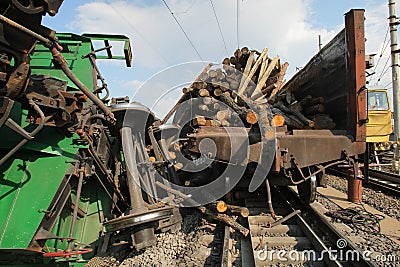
[0,14,116,123]
[0,100,45,166]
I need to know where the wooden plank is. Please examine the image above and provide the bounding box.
[258,57,269,83]
[238,48,268,96]
[252,56,279,97]
[268,62,289,102]
[238,51,255,95]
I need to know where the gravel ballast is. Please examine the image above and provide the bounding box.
[85,211,223,267]
[326,173,400,221]
[316,193,400,267]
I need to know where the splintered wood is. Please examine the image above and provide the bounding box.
[173,47,335,130]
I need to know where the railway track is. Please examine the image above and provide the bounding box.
[220,186,376,267]
[329,167,400,196]
[365,169,400,196]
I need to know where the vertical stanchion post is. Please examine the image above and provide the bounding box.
[389,0,400,141]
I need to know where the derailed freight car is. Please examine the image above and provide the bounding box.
[0,1,182,266]
[163,9,367,207]
[271,9,367,201]
[0,2,367,265]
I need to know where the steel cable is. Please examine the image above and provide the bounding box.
[104,0,170,64]
[369,27,390,83]
[161,0,204,61]
[375,56,391,85]
[326,206,384,235]
[210,0,229,56]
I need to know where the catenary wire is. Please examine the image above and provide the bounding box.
[161,0,204,61]
[383,81,392,89]
[373,28,389,71]
[104,0,170,64]
[375,56,391,85]
[210,0,229,56]
[369,39,390,83]
[236,0,240,49]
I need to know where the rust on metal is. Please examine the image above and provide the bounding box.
[278,130,356,169]
[345,9,367,154]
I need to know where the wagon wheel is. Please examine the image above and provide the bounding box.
[297,168,317,205]
[11,0,45,14]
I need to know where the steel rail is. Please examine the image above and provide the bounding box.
[329,167,400,196]
[367,168,400,183]
[285,187,378,267]
[219,185,376,266]
[220,225,231,267]
[367,178,400,195]
[276,188,343,267]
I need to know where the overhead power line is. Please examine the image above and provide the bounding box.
[104,0,169,64]
[236,0,240,49]
[383,81,392,89]
[370,27,390,83]
[161,0,204,61]
[375,56,391,85]
[210,0,229,56]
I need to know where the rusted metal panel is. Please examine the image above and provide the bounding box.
[278,131,356,169]
[282,29,347,130]
[192,127,255,164]
[187,9,368,175]
[193,127,359,170]
[345,9,367,154]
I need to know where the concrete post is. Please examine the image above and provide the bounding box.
[389,0,400,140]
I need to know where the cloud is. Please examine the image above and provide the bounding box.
[67,1,335,75]
[364,0,396,92]
[66,0,396,115]
[130,61,210,117]
[122,79,144,96]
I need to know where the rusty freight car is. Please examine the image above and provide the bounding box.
[161,9,367,207]
[0,1,368,264]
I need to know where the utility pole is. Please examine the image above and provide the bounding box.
[389,0,400,140]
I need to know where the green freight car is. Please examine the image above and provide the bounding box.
[0,33,128,266]
[0,1,181,266]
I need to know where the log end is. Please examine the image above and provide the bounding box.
[241,208,250,218]
[246,110,258,124]
[272,114,285,127]
[216,201,228,213]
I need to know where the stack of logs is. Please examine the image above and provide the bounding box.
[170,47,335,130]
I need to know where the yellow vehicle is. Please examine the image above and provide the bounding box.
[366,89,392,142]
[366,89,393,153]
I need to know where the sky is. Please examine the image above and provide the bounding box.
[42,0,396,117]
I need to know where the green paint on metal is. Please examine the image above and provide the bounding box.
[0,156,69,248]
[82,34,132,67]
[46,177,113,261]
[0,32,132,266]
[30,33,95,91]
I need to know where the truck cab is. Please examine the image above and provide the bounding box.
[366,89,392,143]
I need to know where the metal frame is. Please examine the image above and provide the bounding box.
[82,33,133,67]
